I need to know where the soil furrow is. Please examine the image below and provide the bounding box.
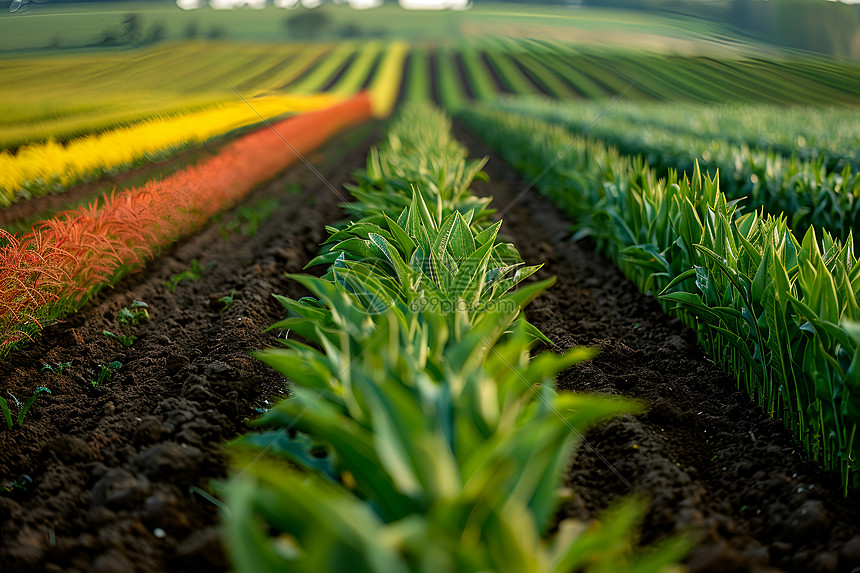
[455,122,860,573]
[0,122,380,573]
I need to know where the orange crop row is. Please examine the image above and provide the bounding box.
[0,93,373,357]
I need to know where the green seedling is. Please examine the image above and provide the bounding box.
[103,330,136,347]
[117,300,149,326]
[2,475,32,495]
[164,260,204,292]
[218,291,237,314]
[284,183,301,195]
[0,387,51,429]
[89,361,122,389]
[189,485,232,517]
[222,198,278,237]
[41,362,71,374]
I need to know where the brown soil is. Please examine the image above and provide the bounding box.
[451,52,476,100]
[428,48,441,104]
[480,50,515,95]
[0,122,380,573]
[456,122,860,573]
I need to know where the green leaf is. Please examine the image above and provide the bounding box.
[383,213,416,259]
[0,397,12,429]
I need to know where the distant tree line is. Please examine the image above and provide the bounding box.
[727,0,859,58]
[16,0,859,59]
[579,0,860,59]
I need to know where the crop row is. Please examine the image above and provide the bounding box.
[501,38,860,106]
[0,94,344,207]
[220,102,688,571]
[460,106,860,493]
[486,98,860,247]
[425,38,860,108]
[492,97,860,170]
[0,94,372,358]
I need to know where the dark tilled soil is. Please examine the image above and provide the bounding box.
[456,123,860,573]
[0,123,379,573]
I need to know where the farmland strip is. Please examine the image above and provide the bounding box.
[0,94,373,357]
[329,41,385,95]
[0,119,384,573]
[402,45,431,103]
[285,42,360,94]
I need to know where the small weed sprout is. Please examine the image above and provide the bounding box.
[41,362,71,374]
[106,300,149,346]
[164,260,204,292]
[117,300,149,326]
[0,387,51,429]
[222,198,279,237]
[219,291,237,314]
[89,361,122,389]
[2,475,32,495]
[103,330,136,347]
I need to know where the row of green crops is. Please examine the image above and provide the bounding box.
[0,40,399,153]
[452,38,860,107]
[487,98,860,248]
[220,103,689,572]
[510,39,860,106]
[460,106,860,494]
[490,97,860,170]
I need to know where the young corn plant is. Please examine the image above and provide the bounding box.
[305,188,545,340]
[225,303,689,573]
[343,103,494,228]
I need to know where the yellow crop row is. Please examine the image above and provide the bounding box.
[368,41,410,118]
[0,93,343,207]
